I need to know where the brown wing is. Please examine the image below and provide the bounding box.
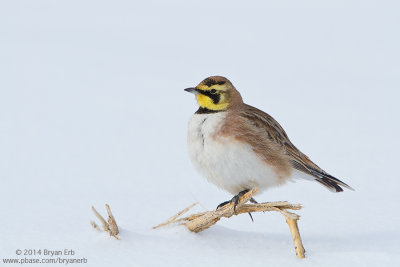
[239,104,353,192]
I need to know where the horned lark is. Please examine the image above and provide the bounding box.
[185,76,353,209]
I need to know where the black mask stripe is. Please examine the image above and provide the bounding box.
[197,89,220,104]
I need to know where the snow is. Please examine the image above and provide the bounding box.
[1,0,400,266]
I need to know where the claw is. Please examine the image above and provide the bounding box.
[250,197,258,204]
[216,200,230,210]
[248,212,254,222]
[248,197,257,222]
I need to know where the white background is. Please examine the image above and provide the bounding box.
[1,1,399,266]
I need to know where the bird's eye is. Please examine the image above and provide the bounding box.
[210,89,217,94]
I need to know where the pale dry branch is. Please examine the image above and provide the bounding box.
[154,188,306,259]
[91,204,119,239]
[153,202,199,229]
[286,218,305,258]
[106,204,119,236]
[91,206,110,232]
[90,221,101,232]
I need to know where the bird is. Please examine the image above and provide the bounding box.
[184,76,353,211]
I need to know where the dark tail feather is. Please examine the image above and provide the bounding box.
[310,169,354,192]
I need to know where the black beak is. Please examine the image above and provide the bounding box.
[184,87,199,95]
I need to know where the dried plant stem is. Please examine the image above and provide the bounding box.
[90,221,101,232]
[92,206,110,232]
[154,188,306,259]
[153,202,199,229]
[91,204,119,239]
[286,218,305,258]
[106,204,119,236]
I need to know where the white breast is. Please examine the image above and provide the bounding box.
[187,112,285,195]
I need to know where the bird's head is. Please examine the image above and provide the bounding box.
[184,76,243,111]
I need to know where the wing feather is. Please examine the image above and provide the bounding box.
[240,104,353,192]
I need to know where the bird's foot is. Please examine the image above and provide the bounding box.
[216,189,250,214]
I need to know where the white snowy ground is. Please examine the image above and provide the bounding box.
[1,1,400,266]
